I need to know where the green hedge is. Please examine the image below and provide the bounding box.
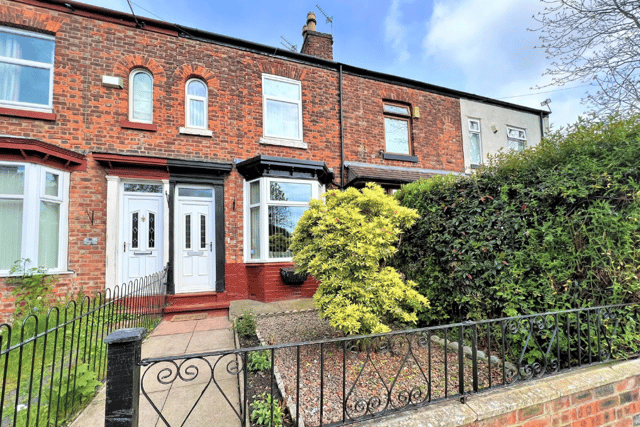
[394,117,640,325]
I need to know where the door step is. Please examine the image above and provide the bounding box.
[164,292,230,318]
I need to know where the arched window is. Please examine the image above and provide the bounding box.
[129,69,153,123]
[185,79,207,129]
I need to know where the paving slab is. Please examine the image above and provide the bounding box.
[139,390,169,427]
[157,381,242,427]
[151,319,199,336]
[71,313,238,427]
[229,298,315,319]
[186,329,235,353]
[142,333,192,358]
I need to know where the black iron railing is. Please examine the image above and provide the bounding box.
[0,268,167,427]
[137,303,639,427]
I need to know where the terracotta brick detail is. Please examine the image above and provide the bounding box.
[459,365,640,427]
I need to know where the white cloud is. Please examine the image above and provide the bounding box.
[422,0,589,128]
[384,0,411,63]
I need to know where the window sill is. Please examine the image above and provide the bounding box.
[120,120,158,132]
[260,137,307,150]
[383,152,419,163]
[0,269,74,278]
[245,258,294,264]
[179,127,213,137]
[0,107,56,121]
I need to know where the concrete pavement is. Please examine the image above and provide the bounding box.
[71,298,315,427]
[71,315,241,427]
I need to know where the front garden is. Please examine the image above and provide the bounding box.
[239,117,640,426]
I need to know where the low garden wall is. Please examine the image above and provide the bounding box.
[366,358,640,427]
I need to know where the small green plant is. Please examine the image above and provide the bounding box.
[248,349,271,372]
[251,393,284,427]
[7,259,58,320]
[47,363,102,424]
[233,311,257,337]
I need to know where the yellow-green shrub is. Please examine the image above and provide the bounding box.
[291,184,429,335]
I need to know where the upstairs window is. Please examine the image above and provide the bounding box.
[0,26,55,112]
[262,75,302,141]
[185,79,207,129]
[129,69,153,123]
[0,162,69,274]
[507,126,527,151]
[468,119,482,165]
[384,103,411,155]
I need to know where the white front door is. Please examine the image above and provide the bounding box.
[122,194,163,284]
[175,186,215,293]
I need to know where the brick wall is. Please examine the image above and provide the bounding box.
[0,0,465,320]
[341,73,465,175]
[366,359,640,427]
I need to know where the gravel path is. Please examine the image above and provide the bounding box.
[255,311,503,427]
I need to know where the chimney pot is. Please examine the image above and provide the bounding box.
[306,12,317,32]
[302,24,307,37]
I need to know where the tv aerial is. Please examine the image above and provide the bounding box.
[316,4,333,33]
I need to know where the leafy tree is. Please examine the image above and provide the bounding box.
[533,0,640,117]
[291,184,429,335]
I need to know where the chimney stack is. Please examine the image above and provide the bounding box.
[300,11,333,61]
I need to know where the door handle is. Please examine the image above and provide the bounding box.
[124,242,127,252]
[209,242,213,252]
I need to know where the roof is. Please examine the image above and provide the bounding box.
[346,165,435,187]
[18,0,550,117]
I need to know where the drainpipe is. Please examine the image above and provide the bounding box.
[539,112,545,140]
[339,64,345,188]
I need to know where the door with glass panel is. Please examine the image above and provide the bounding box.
[121,185,164,285]
[175,186,215,293]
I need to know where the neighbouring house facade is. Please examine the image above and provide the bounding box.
[0,0,550,320]
[460,99,550,173]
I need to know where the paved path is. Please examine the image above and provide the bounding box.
[71,315,241,427]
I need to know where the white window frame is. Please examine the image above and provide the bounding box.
[185,78,208,129]
[0,161,69,276]
[244,177,321,262]
[383,103,412,155]
[260,74,304,147]
[129,69,153,123]
[507,126,527,151]
[0,26,55,113]
[468,119,482,165]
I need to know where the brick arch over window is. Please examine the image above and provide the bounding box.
[113,56,166,85]
[380,87,413,104]
[172,65,218,129]
[0,7,64,33]
[258,63,307,82]
[173,64,217,87]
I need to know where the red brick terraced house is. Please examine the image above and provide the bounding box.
[0,0,550,321]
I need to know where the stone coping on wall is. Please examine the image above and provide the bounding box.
[359,358,640,427]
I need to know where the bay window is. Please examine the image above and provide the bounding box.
[0,162,69,274]
[0,26,55,112]
[246,178,320,261]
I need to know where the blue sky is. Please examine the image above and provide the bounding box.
[81,0,592,130]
